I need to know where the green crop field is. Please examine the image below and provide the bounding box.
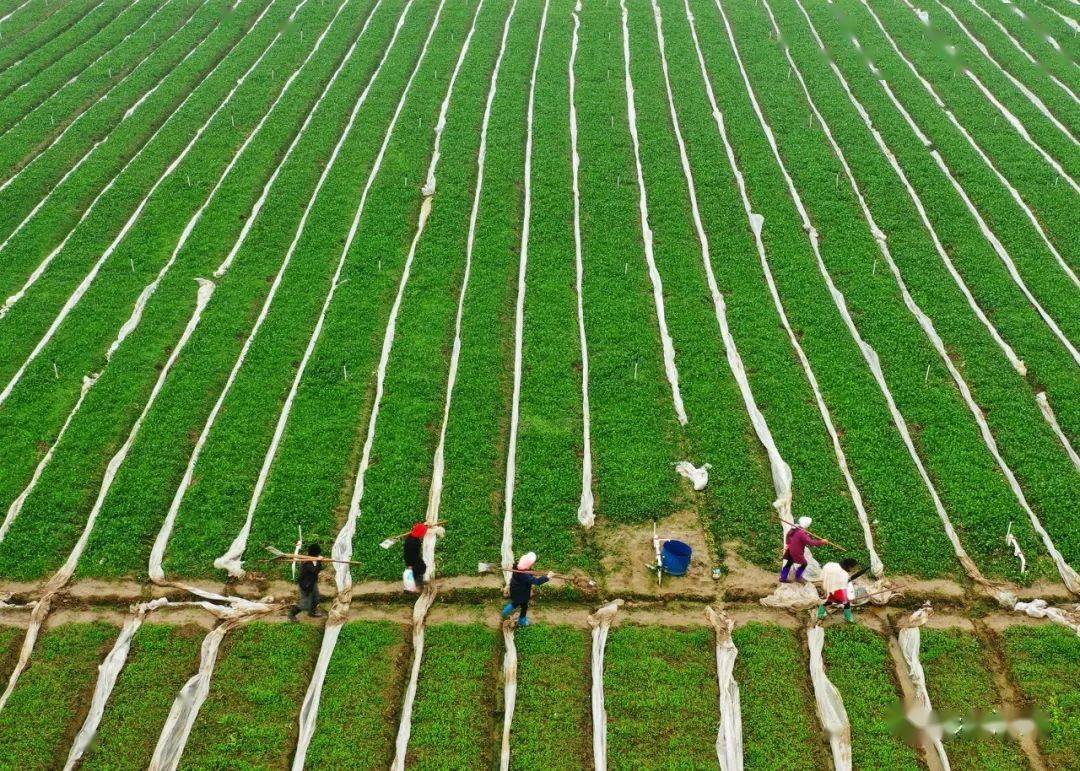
[0,0,1077,766]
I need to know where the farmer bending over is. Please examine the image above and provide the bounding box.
[817,558,868,623]
[501,552,553,627]
[779,516,825,584]
[402,522,444,591]
[289,543,325,622]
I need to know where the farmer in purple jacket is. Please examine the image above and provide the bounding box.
[779,517,826,584]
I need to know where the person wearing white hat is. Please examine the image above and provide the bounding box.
[501,552,553,627]
[779,516,826,584]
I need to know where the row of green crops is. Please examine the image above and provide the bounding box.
[719,0,1069,580]
[76,0,424,578]
[0,0,342,580]
[0,0,162,136]
[0,622,119,770]
[974,0,1080,76]
[0,0,202,149]
[920,627,1028,769]
[778,0,1080,567]
[1002,624,1079,770]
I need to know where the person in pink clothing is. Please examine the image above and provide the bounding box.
[779,516,826,584]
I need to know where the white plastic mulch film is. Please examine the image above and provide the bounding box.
[706,608,743,771]
[1012,599,1080,636]
[807,626,852,771]
[503,0,551,581]
[588,599,622,771]
[897,608,951,769]
[619,0,687,426]
[500,625,518,771]
[1037,392,1080,473]
[569,0,594,528]
[786,0,1079,595]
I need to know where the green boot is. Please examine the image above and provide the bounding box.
[843,607,855,623]
[817,605,827,620]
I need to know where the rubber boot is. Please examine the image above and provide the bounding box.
[501,603,515,619]
[779,563,791,584]
[844,607,855,623]
[817,605,827,620]
[518,617,531,627]
[794,564,807,584]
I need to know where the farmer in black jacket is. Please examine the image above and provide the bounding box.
[288,543,325,621]
[500,552,552,627]
[403,523,428,590]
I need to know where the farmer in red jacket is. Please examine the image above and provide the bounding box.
[779,516,826,584]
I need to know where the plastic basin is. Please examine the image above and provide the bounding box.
[660,540,692,577]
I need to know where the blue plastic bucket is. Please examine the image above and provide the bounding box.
[661,540,692,576]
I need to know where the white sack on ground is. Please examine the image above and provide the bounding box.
[897,607,950,769]
[500,625,518,771]
[761,581,820,610]
[588,599,622,771]
[807,626,852,771]
[675,461,711,491]
[706,608,743,771]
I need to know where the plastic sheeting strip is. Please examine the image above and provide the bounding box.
[807,626,852,770]
[876,74,1080,367]
[106,0,358,361]
[961,0,1079,102]
[771,0,1079,594]
[0,0,239,310]
[1031,0,1080,32]
[919,0,1080,142]
[897,610,951,769]
[726,0,993,587]
[0,0,176,144]
[1036,392,1080,472]
[588,600,621,771]
[569,0,594,528]
[1011,598,1080,635]
[793,2,1027,383]
[0,279,213,718]
[0,0,290,400]
[685,0,864,567]
[660,0,857,573]
[502,0,550,582]
[499,625,518,771]
[618,0,686,426]
[858,0,1079,193]
[705,608,743,771]
[293,2,482,763]
[148,0,416,582]
[0,0,216,198]
[214,0,452,578]
[63,597,170,769]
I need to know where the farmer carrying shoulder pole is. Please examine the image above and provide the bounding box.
[779,516,826,584]
[501,552,553,627]
[817,558,869,623]
[289,543,325,621]
[401,522,445,591]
